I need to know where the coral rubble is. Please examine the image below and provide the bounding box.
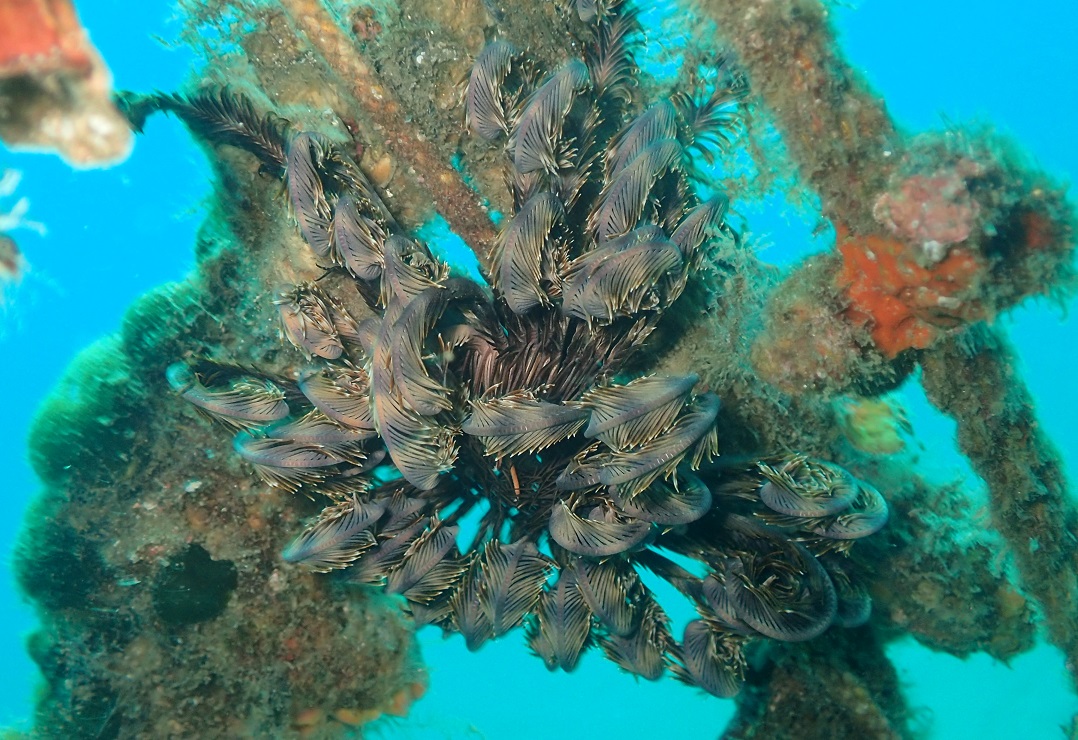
[12,0,1075,738]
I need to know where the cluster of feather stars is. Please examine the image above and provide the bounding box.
[152,0,889,698]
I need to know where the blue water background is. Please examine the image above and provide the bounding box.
[0,1,1075,736]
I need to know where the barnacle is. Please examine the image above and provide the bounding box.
[162,0,888,699]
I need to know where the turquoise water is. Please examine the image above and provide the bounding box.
[0,0,1076,736]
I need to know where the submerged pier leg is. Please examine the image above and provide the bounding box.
[722,630,908,740]
[277,0,498,268]
[701,0,1078,686]
[921,330,1078,680]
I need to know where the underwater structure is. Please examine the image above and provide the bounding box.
[10,0,1076,738]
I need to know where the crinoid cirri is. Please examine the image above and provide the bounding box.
[160,0,888,698]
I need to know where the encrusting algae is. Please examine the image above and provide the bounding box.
[9,0,1076,738]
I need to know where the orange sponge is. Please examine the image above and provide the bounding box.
[835,225,984,357]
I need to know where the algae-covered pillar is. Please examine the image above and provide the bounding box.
[13,14,429,737]
[701,0,1078,686]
